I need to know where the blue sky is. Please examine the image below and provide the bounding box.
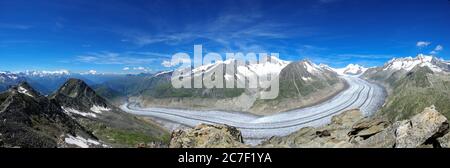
[0,0,449,73]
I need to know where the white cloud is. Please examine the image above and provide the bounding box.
[76,51,170,65]
[430,45,444,55]
[416,41,431,47]
[161,57,191,68]
[161,60,172,67]
[133,67,151,72]
[88,70,97,74]
[435,45,443,51]
[80,70,97,75]
[123,67,130,71]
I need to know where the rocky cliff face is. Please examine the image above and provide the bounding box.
[50,78,170,148]
[50,78,111,112]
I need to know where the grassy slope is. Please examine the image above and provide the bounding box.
[379,67,450,121]
[78,116,170,148]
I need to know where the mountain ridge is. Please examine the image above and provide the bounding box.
[1,78,170,148]
[0,82,100,148]
[362,54,450,121]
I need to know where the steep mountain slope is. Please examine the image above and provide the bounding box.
[362,54,450,121]
[0,82,99,148]
[363,54,449,86]
[50,79,169,147]
[379,66,450,121]
[92,84,126,104]
[250,60,345,114]
[278,60,342,98]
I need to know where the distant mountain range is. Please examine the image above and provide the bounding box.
[3,54,449,118]
[0,71,138,95]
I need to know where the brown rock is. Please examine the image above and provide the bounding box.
[349,118,390,140]
[355,122,399,148]
[169,124,247,148]
[316,130,331,137]
[395,106,449,148]
[331,109,364,128]
[437,132,450,148]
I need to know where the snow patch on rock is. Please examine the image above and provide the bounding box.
[301,77,312,81]
[90,105,111,114]
[64,135,100,148]
[62,106,97,118]
[154,70,172,77]
[18,86,34,98]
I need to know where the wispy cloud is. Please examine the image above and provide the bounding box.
[133,66,151,72]
[76,51,171,65]
[430,44,443,55]
[119,8,317,54]
[416,41,431,47]
[121,31,197,46]
[121,66,151,72]
[0,23,32,30]
[161,57,191,68]
[435,45,443,51]
[318,0,340,4]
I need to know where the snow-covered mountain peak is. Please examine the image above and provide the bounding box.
[301,60,322,74]
[383,54,446,72]
[332,64,368,76]
[188,56,291,77]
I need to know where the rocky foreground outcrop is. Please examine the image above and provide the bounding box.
[261,109,366,148]
[170,106,450,148]
[263,106,449,148]
[169,124,247,148]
